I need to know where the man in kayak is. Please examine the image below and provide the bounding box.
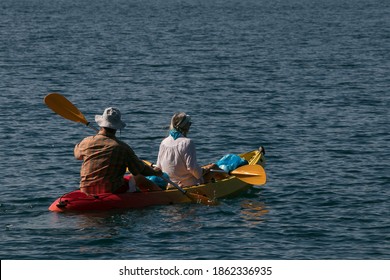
[74,107,162,194]
[156,112,217,188]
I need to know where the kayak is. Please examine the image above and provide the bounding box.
[48,147,266,212]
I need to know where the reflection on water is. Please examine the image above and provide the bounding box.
[73,212,125,239]
[162,206,200,223]
[240,200,269,226]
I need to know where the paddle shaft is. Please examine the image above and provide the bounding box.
[160,175,218,205]
[161,176,187,195]
[85,122,99,132]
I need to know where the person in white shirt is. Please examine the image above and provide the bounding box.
[156,112,216,187]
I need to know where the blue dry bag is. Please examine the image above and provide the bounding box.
[146,172,170,189]
[216,154,248,173]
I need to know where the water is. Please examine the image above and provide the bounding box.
[0,0,389,260]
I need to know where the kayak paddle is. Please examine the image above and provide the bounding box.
[211,164,266,185]
[44,92,98,131]
[142,160,218,206]
[161,176,218,206]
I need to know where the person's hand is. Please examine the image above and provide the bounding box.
[153,166,163,177]
[205,163,217,171]
[210,163,218,169]
[178,181,185,187]
[202,163,217,175]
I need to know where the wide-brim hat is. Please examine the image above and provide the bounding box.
[95,107,126,130]
[172,112,191,131]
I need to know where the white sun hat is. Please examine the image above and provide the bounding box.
[95,107,126,130]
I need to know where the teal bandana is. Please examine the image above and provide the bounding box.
[169,129,183,140]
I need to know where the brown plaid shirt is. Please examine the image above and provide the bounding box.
[74,132,148,194]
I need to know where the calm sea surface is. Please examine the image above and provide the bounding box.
[0,0,389,260]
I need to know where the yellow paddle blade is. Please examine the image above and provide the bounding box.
[230,165,267,185]
[44,93,89,125]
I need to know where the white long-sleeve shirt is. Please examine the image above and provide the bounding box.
[156,135,203,187]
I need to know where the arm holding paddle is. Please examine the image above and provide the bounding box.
[45,93,163,194]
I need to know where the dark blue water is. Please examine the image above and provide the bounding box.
[0,0,389,260]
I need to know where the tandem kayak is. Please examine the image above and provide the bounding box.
[48,147,266,212]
